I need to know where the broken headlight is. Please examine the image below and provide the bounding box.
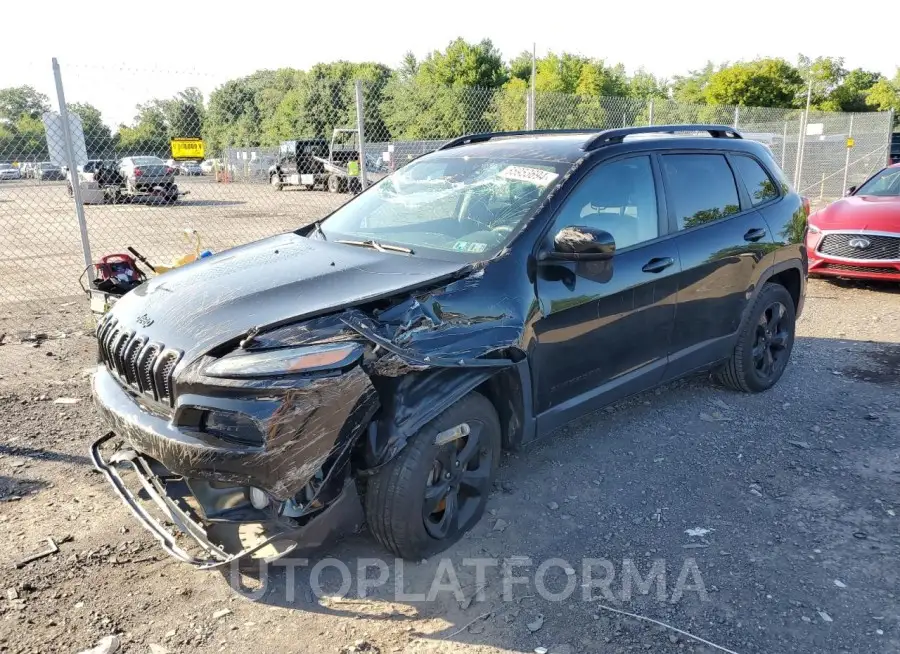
[204,342,363,379]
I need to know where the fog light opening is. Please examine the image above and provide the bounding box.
[249,487,269,510]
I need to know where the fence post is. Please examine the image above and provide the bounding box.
[648,100,654,126]
[525,92,535,130]
[781,121,788,169]
[52,58,93,283]
[733,106,739,129]
[354,80,368,191]
[841,114,854,194]
[793,110,806,189]
[886,109,895,166]
[528,43,536,130]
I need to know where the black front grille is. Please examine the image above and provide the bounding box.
[822,263,899,275]
[818,233,900,260]
[97,317,182,406]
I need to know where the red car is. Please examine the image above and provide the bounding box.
[806,164,900,282]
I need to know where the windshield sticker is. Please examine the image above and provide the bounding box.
[452,241,488,253]
[498,165,559,187]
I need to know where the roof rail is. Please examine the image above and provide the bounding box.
[583,124,742,150]
[438,128,604,151]
[436,124,743,153]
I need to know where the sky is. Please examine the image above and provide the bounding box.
[4,0,897,128]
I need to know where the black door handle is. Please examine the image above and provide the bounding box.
[642,257,675,273]
[744,227,767,242]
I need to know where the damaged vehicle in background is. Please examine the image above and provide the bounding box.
[91,125,808,567]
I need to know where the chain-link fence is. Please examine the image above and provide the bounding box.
[0,62,893,305]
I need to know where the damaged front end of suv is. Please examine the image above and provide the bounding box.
[91,262,529,567]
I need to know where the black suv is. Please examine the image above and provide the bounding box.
[91,125,808,567]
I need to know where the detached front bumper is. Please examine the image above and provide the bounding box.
[90,364,371,567]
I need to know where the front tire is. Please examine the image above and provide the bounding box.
[717,282,796,393]
[365,392,500,559]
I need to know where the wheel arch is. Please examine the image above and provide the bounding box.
[360,358,534,471]
[740,259,805,335]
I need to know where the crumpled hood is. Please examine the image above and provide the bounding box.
[107,232,466,363]
[813,195,900,232]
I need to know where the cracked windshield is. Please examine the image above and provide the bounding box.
[317,154,566,258]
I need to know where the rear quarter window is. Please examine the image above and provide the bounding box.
[732,155,779,206]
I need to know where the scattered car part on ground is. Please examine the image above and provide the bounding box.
[91,125,808,567]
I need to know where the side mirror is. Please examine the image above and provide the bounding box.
[845,186,856,196]
[543,226,616,261]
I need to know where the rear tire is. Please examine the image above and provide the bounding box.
[365,392,500,559]
[716,282,796,393]
[327,175,341,193]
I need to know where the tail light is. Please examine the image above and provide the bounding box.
[165,167,175,175]
[134,167,143,177]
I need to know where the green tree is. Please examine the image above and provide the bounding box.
[0,86,50,122]
[69,102,114,157]
[628,68,670,100]
[704,58,803,107]
[865,72,900,114]
[671,62,717,104]
[417,38,507,89]
[828,68,882,112]
[508,50,533,83]
[382,39,507,139]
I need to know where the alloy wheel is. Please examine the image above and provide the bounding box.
[752,301,791,380]
[422,420,492,540]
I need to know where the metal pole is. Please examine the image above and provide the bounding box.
[52,58,92,283]
[886,109,895,166]
[841,114,854,193]
[354,80,368,191]
[733,106,739,129]
[794,79,813,189]
[648,99,654,126]
[781,121,788,169]
[528,43,536,130]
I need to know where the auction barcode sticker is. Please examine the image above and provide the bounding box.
[498,165,559,187]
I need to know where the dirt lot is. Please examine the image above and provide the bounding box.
[0,276,899,654]
[0,177,348,303]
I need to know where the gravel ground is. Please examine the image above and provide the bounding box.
[0,177,347,303]
[0,277,898,654]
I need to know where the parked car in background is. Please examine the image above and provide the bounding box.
[91,125,807,567]
[199,160,218,174]
[36,162,65,181]
[178,161,203,176]
[0,164,22,181]
[20,162,35,179]
[118,156,176,192]
[807,163,900,281]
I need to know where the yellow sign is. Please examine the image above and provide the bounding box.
[171,138,205,160]
[846,137,855,148]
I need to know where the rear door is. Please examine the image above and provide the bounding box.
[532,154,680,429]
[661,152,775,379]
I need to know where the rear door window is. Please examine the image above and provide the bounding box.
[662,154,741,230]
[731,155,779,206]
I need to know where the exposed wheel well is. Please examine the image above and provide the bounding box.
[476,368,526,451]
[767,267,801,311]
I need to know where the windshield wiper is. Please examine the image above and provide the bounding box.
[336,239,414,255]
